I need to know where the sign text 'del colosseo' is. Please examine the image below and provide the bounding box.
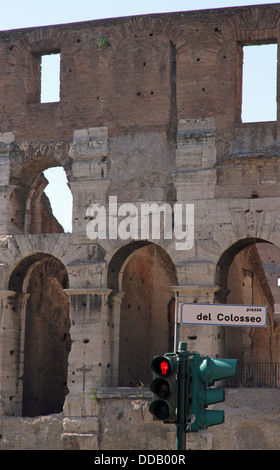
[180,303,267,327]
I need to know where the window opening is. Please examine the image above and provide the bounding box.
[241,43,277,123]
[40,53,61,103]
[44,167,72,232]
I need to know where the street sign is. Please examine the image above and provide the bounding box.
[180,303,267,327]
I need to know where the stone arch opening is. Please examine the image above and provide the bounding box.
[43,166,73,233]
[9,145,72,235]
[24,163,66,234]
[215,238,280,364]
[9,253,71,417]
[215,237,269,300]
[108,242,178,387]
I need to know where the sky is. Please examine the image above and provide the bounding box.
[0,1,280,31]
[1,0,279,232]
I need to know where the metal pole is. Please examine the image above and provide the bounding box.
[174,291,180,353]
[176,342,188,450]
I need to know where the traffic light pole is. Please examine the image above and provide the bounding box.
[174,291,180,353]
[176,342,189,451]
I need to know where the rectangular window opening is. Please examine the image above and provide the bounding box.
[241,43,277,123]
[40,52,61,103]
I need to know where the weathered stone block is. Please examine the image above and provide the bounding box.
[61,433,99,450]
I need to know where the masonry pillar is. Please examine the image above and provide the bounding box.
[69,127,111,236]
[62,287,113,450]
[172,118,217,201]
[171,118,222,357]
[63,287,112,417]
[0,290,29,416]
[0,132,16,234]
[107,290,124,387]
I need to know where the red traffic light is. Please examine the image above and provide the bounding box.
[149,354,177,422]
[151,356,176,377]
[160,360,169,375]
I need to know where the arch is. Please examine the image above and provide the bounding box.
[215,238,280,364]
[9,252,69,292]
[108,241,178,387]
[9,142,72,234]
[107,240,152,292]
[9,253,70,417]
[215,237,270,298]
[207,6,280,58]
[9,27,74,64]
[9,27,74,104]
[109,16,188,51]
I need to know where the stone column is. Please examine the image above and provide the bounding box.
[0,290,29,416]
[62,287,113,450]
[63,287,112,417]
[0,132,15,234]
[68,127,111,236]
[106,290,124,387]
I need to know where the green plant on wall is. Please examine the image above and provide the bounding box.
[137,380,145,397]
[90,388,99,403]
[98,38,111,51]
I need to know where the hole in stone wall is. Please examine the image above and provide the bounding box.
[43,167,73,233]
[40,52,61,103]
[241,43,277,123]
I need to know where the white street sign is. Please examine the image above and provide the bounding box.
[180,303,267,327]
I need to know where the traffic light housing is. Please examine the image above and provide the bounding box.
[149,354,177,422]
[190,354,237,431]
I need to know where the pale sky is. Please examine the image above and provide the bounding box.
[2,1,279,232]
[0,1,279,30]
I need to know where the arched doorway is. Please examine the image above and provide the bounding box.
[216,238,280,364]
[108,242,178,387]
[9,253,71,417]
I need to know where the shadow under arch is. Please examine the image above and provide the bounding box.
[215,237,280,365]
[9,252,71,417]
[9,252,69,292]
[107,240,152,292]
[108,241,178,387]
[215,237,272,302]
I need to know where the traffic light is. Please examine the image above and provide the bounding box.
[190,354,237,431]
[149,354,177,422]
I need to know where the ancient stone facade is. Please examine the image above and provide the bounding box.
[1,4,280,450]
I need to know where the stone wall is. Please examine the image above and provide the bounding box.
[1,4,280,450]
[0,388,279,450]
